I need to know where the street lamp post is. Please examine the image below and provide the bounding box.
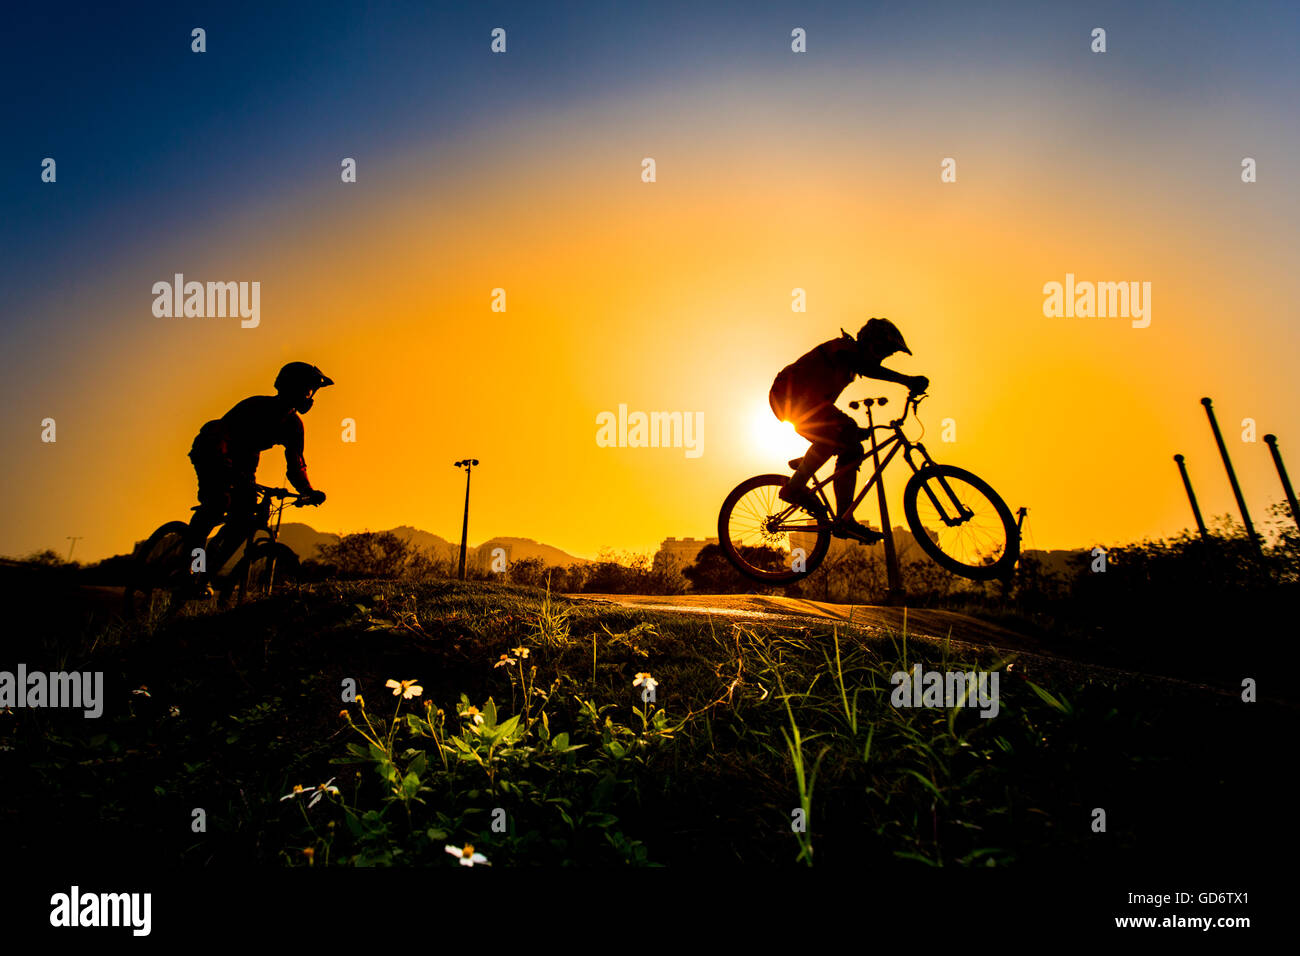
[453,459,479,581]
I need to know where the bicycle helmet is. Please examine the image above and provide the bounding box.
[274,362,333,413]
[275,362,334,393]
[856,317,911,357]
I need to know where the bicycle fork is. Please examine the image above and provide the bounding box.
[907,442,975,526]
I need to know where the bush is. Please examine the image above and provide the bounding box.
[317,531,436,581]
[682,543,785,593]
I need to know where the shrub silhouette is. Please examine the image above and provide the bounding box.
[317,531,435,581]
[683,543,786,593]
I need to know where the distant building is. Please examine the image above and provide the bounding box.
[655,536,718,570]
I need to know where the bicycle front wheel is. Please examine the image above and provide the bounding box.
[903,465,1019,580]
[123,521,192,621]
[219,541,302,606]
[718,474,832,584]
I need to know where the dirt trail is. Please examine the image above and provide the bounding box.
[572,592,1035,648]
[568,592,1250,702]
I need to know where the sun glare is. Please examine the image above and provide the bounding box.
[752,404,809,461]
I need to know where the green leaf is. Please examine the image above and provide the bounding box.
[901,768,945,802]
[401,771,420,798]
[408,751,427,779]
[1025,681,1068,714]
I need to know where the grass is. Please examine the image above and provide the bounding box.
[0,574,1277,868]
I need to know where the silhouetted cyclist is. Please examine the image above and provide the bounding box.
[770,318,928,543]
[185,362,332,591]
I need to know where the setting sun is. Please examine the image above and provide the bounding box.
[752,404,809,462]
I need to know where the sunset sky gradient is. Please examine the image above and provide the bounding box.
[3,1,1298,562]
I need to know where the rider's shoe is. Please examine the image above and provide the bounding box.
[831,517,884,544]
[779,484,826,517]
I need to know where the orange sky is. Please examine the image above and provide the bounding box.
[5,68,1299,562]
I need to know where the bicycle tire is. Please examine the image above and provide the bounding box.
[122,521,193,621]
[902,464,1019,580]
[220,541,302,606]
[718,474,832,584]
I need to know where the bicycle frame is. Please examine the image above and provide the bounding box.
[775,395,972,530]
[206,486,293,588]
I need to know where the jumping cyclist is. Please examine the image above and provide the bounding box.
[769,318,928,543]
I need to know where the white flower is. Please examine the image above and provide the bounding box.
[308,777,340,808]
[385,679,423,700]
[131,687,151,697]
[511,646,530,659]
[280,784,307,802]
[445,843,488,867]
[633,673,658,691]
[494,654,517,668]
[462,706,484,726]
[168,705,181,718]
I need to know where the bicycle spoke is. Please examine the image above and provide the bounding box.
[912,476,1009,568]
[726,487,817,560]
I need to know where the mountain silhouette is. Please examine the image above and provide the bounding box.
[275,522,589,567]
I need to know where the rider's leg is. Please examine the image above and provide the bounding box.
[826,436,883,544]
[188,462,230,559]
[787,444,831,491]
[780,443,832,516]
[215,479,258,560]
[774,393,837,511]
[832,446,862,518]
[805,406,864,516]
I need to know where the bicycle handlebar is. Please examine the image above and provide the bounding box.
[252,484,316,506]
[851,391,927,433]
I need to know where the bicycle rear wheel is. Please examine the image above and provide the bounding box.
[718,475,832,584]
[903,465,1019,580]
[123,521,192,621]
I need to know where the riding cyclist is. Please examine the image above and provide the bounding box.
[769,318,928,543]
[184,362,332,592]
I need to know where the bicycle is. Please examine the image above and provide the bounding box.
[718,392,1020,585]
[123,484,314,620]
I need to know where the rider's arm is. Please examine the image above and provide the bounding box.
[858,361,917,389]
[282,416,314,494]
